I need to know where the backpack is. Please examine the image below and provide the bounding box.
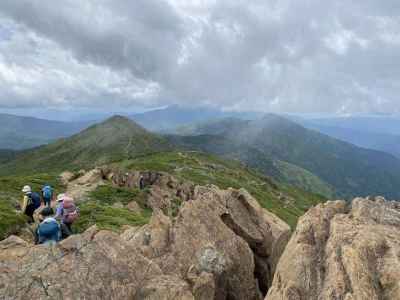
[38,218,60,244]
[62,200,79,224]
[42,185,53,200]
[28,192,41,209]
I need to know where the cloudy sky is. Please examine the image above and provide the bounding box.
[0,0,400,114]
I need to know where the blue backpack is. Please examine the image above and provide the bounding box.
[29,192,42,209]
[42,185,53,200]
[38,218,60,244]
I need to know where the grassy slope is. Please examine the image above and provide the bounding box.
[274,160,334,198]
[73,185,152,233]
[168,134,334,198]
[0,173,63,239]
[114,151,325,228]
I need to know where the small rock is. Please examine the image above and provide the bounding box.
[126,201,142,214]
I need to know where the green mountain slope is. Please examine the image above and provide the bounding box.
[294,119,400,159]
[0,116,172,175]
[168,134,334,197]
[0,150,16,164]
[170,115,400,199]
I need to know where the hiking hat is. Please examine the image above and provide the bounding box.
[56,193,66,202]
[22,185,32,193]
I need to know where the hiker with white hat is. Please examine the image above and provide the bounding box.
[21,185,41,223]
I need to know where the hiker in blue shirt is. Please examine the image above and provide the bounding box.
[35,207,61,245]
[41,184,54,207]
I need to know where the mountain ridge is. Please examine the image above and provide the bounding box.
[0,113,91,150]
[170,114,400,199]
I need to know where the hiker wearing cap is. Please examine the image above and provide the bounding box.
[35,207,61,245]
[55,193,66,218]
[55,194,79,239]
[21,185,41,223]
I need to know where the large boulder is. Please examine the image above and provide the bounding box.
[0,226,169,299]
[266,197,400,300]
[123,185,291,299]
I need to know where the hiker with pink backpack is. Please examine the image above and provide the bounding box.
[55,194,79,239]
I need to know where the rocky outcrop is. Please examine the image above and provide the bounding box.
[0,180,290,299]
[122,185,291,299]
[0,227,165,299]
[266,197,400,300]
[104,168,196,214]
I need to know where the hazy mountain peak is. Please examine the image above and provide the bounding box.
[85,115,150,137]
[103,115,131,123]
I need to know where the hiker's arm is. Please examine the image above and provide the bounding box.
[54,205,63,219]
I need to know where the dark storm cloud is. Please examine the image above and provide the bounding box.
[1,0,400,113]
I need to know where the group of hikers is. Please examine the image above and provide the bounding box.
[20,184,79,245]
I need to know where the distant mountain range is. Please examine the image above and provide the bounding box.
[297,115,400,135]
[291,115,400,158]
[0,106,260,150]
[0,113,90,150]
[0,116,172,175]
[5,108,400,160]
[2,110,400,200]
[169,115,400,199]
[131,105,261,132]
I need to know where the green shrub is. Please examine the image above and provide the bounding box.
[73,201,151,233]
[0,173,63,205]
[88,185,149,208]
[0,200,27,240]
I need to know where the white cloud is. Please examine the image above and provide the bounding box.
[0,0,400,113]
